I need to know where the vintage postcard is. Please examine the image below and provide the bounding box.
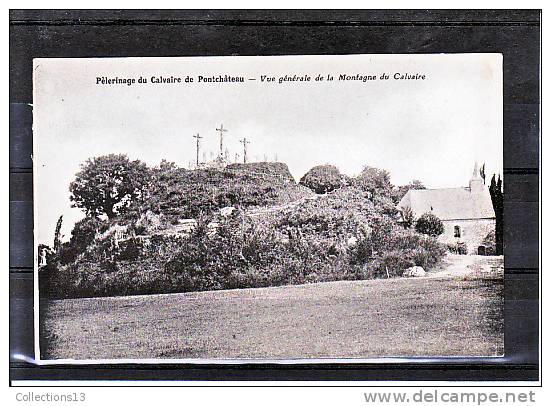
[33,54,504,362]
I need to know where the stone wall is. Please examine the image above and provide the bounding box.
[439,218,495,254]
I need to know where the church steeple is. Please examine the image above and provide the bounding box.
[472,161,479,178]
[469,161,484,193]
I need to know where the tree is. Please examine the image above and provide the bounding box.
[489,174,503,255]
[401,206,415,229]
[299,164,343,194]
[41,215,63,268]
[69,154,150,219]
[157,159,178,172]
[415,213,444,237]
[479,163,486,185]
[53,215,63,253]
[408,179,426,190]
[58,216,108,264]
[393,179,426,203]
[355,166,393,199]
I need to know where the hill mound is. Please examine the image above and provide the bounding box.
[225,162,295,183]
[41,159,447,300]
[144,163,311,221]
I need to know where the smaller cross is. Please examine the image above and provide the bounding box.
[193,133,202,167]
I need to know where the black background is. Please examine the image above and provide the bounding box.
[9,9,540,383]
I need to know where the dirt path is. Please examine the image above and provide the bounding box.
[428,254,504,279]
[246,193,320,217]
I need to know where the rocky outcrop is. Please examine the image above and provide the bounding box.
[403,266,426,277]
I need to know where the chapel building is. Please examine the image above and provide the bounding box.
[397,163,496,255]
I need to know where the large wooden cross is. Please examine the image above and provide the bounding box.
[240,137,250,163]
[216,124,228,157]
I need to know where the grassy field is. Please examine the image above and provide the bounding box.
[40,255,503,360]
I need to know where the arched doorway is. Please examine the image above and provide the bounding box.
[478,246,486,256]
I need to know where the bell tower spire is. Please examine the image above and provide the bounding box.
[469,161,484,193]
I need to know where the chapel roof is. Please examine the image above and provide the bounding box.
[397,186,495,221]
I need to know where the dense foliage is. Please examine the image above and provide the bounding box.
[299,164,344,194]
[41,157,447,299]
[354,166,393,198]
[400,206,415,229]
[415,213,445,237]
[141,162,308,222]
[393,180,426,204]
[446,242,467,255]
[57,216,109,264]
[226,162,295,183]
[69,154,150,219]
[482,230,497,256]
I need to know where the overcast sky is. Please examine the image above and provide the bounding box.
[34,54,503,246]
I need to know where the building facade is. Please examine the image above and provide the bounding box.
[397,164,496,255]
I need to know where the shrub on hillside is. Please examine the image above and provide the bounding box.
[354,166,393,199]
[415,213,445,237]
[350,222,446,277]
[349,215,395,262]
[299,164,343,194]
[162,214,286,292]
[366,250,416,278]
[372,194,399,217]
[482,231,496,255]
[400,206,415,229]
[416,237,448,267]
[43,164,447,298]
[57,216,109,264]
[116,237,146,261]
[447,242,467,255]
[43,208,371,298]
[278,186,375,240]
